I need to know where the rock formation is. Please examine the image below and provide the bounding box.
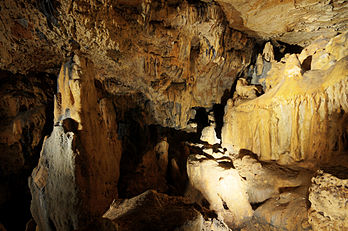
[29,55,122,230]
[308,169,348,231]
[0,0,254,129]
[103,190,205,231]
[215,0,348,46]
[222,32,348,164]
[0,0,347,230]
[187,154,253,228]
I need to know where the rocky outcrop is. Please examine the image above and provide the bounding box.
[29,55,122,230]
[0,71,55,230]
[222,32,348,164]
[215,0,348,46]
[308,168,348,231]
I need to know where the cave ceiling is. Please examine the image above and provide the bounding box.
[0,0,347,128]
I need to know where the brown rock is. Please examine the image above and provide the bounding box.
[103,190,204,231]
[0,0,254,129]
[29,55,122,230]
[308,169,348,231]
[248,190,311,231]
[233,155,306,203]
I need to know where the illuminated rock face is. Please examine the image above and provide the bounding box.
[308,169,348,231]
[187,154,253,228]
[215,0,348,46]
[29,55,122,230]
[222,33,348,163]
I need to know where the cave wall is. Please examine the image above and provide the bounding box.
[0,71,55,230]
[222,32,348,165]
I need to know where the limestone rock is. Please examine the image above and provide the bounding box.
[215,0,348,46]
[233,155,305,203]
[262,42,274,62]
[200,125,220,145]
[222,33,348,163]
[256,54,264,76]
[232,78,261,106]
[0,0,254,129]
[0,71,54,176]
[103,190,204,231]
[249,190,311,231]
[187,154,253,228]
[29,55,122,230]
[0,71,54,230]
[308,169,348,231]
[155,137,169,175]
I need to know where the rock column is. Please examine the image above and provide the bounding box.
[29,55,122,230]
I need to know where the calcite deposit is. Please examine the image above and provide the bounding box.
[222,32,348,164]
[187,154,253,228]
[215,0,348,46]
[0,0,254,129]
[29,55,122,230]
[308,169,348,231]
[0,0,348,230]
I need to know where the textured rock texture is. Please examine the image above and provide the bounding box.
[233,154,306,203]
[308,169,348,231]
[187,154,253,228]
[0,0,254,129]
[0,71,55,230]
[215,0,348,46]
[29,55,122,230]
[103,190,204,231]
[247,189,311,231]
[222,32,348,163]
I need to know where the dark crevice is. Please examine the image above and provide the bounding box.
[250,200,268,211]
[301,55,312,72]
[190,107,209,137]
[272,40,303,61]
[0,70,56,231]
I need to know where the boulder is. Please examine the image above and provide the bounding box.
[200,125,220,145]
[103,190,204,231]
[308,168,348,231]
[233,155,306,203]
[187,154,253,228]
[248,190,311,231]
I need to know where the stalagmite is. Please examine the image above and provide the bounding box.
[29,55,122,230]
